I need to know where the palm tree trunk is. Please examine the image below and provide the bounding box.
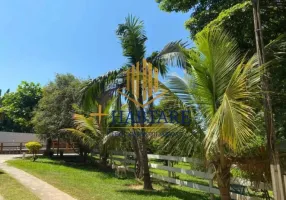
[140,131,153,190]
[216,161,231,200]
[216,139,231,199]
[138,68,153,190]
[132,133,143,178]
[128,97,144,178]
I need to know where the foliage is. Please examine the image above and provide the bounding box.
[0,82,42,132]
[63,114,101,151]
[32,74,83,142]
[25,141,42,161]
[156,0,286,141]
[25,141,42,153]
[161,27,265,198]
[81,15,178,187]
[156,0,286,50]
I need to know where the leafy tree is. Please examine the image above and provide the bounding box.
[0,82,42,132]
[0,89,10,104]
[32,74,83,154]
[155,0,286,51]
[0,89,12,130]
[161,28,264,199]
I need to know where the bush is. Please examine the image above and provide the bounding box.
[25,141,42,161]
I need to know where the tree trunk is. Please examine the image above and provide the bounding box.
[83,151,88,163]
[44,138,52,156]
[138,63,153,190]
[141,132,153,190]
[216,162,231,200]
[132,133,143,178]
[101,144,108,166]
[57,136,60,156]
[252,1,285,198]
[129,99,144,178]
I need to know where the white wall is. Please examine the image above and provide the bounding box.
[0,132,40,145]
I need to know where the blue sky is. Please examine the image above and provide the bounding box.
[0,0,191,92]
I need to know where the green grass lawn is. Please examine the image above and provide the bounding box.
[7,156,217,200]
[0,170,39,200]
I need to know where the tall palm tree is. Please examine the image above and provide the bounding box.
[81,15,183,190]
[161,28,263,199]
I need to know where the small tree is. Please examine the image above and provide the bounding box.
[25,142,42,161]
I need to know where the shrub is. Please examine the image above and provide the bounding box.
[25,141,42,161]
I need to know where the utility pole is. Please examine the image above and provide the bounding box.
[252,0,285,199]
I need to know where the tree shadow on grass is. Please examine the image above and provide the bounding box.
[116,187,216,200]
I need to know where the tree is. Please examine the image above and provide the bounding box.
[81,15,180,190]
[0,89,12,130]
[32,74,83,154]
[0,82,42,132]
[63,97,123,164]
[162,28,263,199]
[63,114,101,162]
[155,0,286,140]
[155,0,286,51]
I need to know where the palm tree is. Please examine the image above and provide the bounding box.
[161,28,263,199]
[81,15,185,190]
[63,114,101,162]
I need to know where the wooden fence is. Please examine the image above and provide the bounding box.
[110,151,272,200]
[0,142,77,154]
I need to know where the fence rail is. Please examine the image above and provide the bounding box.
[110,151,271,200]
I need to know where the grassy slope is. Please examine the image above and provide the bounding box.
[7,158,215,200]
[0,170,39,200]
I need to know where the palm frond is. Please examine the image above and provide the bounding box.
[81,68,125,110]
[156,40,189,69]
[61,128,95,148]
[116,15,147,65]
[103,131,122,144]
[203,46,262,154]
